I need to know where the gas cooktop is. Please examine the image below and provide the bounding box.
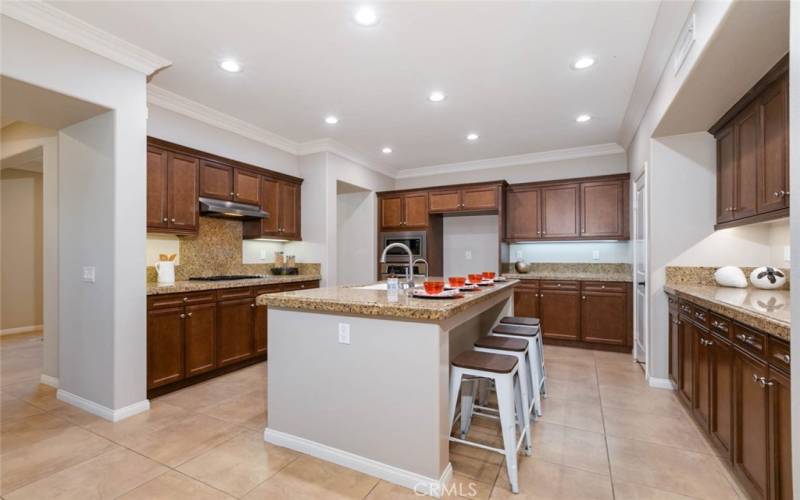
[188,275,262,281]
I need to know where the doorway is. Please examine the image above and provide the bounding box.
[633,165,648,369]
[336,180,373,286]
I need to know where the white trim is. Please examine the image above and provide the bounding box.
[395,143,625,179]
[40,374,59,388]
[647,377,675,390]
[57,390,150,422]
[264,428,453,498]
[0,0,171,75]
[0,324,43,336]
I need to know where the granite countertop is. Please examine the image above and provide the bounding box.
[503,272,633,282]
[257,279,519,321]
[147,274,322,295]
[664,283,790,341]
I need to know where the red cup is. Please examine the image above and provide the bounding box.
[482,271,496,280]
[448,277,466,288]
[424,280,445,295]
[468,274,483,284]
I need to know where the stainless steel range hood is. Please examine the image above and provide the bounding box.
[199,197,269,220]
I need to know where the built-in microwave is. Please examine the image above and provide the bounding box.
[380,231,426,263]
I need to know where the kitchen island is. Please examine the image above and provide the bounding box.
[256,279,519,496]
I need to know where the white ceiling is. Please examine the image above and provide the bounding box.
[50,1,662,173]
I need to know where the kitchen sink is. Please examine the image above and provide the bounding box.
[356,283,421,291]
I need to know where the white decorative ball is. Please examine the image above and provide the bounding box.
[714,266,747,288]
[749,267,786,290]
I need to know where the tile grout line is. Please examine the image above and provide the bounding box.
[593,352,617,500]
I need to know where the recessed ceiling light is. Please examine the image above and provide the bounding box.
[219,59,242,73]
[466,133,479,141]
[572,57,596,70]
[382,147,392,154]
[428,91,447,102]
[354,6,379,26]
[325,115,339,125]
[575,114,592,123]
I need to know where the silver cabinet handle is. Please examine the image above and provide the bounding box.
[230,192,235,197]
[250,303,256,308]
[171,218,176,222]
[774,190,788,198]
[162,217,168,222]
[581,295,586,300]
[183,297,188,302]
[736,333,759,348]
[180,313,186,319]
[186,312,192,318]
[774,352,790,364]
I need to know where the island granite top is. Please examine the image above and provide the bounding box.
[257,279,519,321]
[147,274,321,295]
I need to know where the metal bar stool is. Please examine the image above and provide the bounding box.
[491,323,545,417]
[500,317,548,398]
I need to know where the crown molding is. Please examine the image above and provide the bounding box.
[1,0,171,75]
[395,143,625,179]
[298,138,395,178]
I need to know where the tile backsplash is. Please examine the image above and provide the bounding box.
[502,262,632,275]
[147,217,319,282]
[666,266,790,290]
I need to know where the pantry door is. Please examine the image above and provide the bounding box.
[633,166,648,367]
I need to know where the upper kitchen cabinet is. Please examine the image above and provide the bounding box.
[428,182,503,214]
[147,145,199,235]
[505,174,629,242]
[199,161,261,205]
[243,177,302,240]
[379,192,429,230]
[710,54,789,229]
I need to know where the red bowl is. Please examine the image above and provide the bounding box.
[482,271,496,280]
[448,277,466,287]
[468,274,483,284]
[424,281,445,295]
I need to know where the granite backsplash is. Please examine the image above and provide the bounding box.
[147,217,320,282]
[502,262,632,275]
[665,266,790,290]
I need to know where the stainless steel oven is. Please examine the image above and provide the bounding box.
[380,231,426,263]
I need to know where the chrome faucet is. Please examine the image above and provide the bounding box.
[412,258,429,280]
[380,243,415,289]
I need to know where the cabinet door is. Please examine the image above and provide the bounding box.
[539,289,580,341]
[380,195,404,230]
[429,189,462,213]
[217,298,255,367]
[506,188,541,240]
[541,184,579,239]
[580,180,625,238]
[254,302,268,354]
[580,291,626,345]
[278,181,300,239]
[199,160,233,200]
[717,126,736,223]
[758,76,789,214]
[461,186,498,211]
[184,303,216,377]
[768,367,791,500]
[710,335,733,459]
[734,103,760,219]
[403,193,429,229]
[733,349,770,500]
[259,177,281,236]
[513,285,539,318]
[147,147,169,230]
[147,307,184,389]
[668,308,680,387]
[167,153,199,232]
[693,329,712,430]
[233,169,261,205]
[679,320,695,405]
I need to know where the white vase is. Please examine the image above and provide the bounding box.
[714,266,747,288]
[749,266,786,290]
[155,261,175,284]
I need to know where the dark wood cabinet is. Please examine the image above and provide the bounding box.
[199,160,233,200]
[711,55,789,229]
[710,332,734,458]
[580,282,628,345]
[506,187,540,240]
[513,282,540,319]
[217,298,255,367]
[184,303,217,377]
[667,296,680,387]
[678,307,694,405]
[278,181,300,239]
[379,192,429,230]
[233,169,261,205]
[243,178,302,241]
[580,179,628,239]
[428,184,501,214]
[428,189,462,213]
[147,147,199,235]
[461,185,499,211]
[693,327,712,430]
[769,366,792,500]
[147,307,185,389]
[253,284,281,355]
[539,281,580,342]
[541,184,579,239]
[734,348,770,500]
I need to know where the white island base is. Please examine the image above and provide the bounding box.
[263,285,515,497]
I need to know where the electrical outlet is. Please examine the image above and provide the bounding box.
[259,249,267,260]
[515,250,523,260]
[82,266,96,283]
[784,246,791,262]
[592,250,600,260]
[465,250,472,260]
[338,323,351,344]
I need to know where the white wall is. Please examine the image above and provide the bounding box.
[510,241,631,264]
[394,152,627,190]
[788,0,800,485]
[443,215,499,277]
[3,16,149,413]
[337,187,373,285]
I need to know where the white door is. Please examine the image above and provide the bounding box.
[633,166,648,367]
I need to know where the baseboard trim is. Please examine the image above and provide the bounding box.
[40,374,59,388]
[264,428,453,497]
[57,390,150,422]
[0,324,43,336]
[648,377,675,390]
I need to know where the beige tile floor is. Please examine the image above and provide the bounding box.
[0,332,750,499]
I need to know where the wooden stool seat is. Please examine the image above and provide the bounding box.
[492,324,538,337]
[500,316,540,327]
[474,336,528,352]
[452,351,517,373]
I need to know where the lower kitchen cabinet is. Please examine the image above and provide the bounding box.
[580,282,629,345]
[217,297,256,367]
[539,281,580,342]
[184,303,217,376]
[668,297,680,387]
[513,282,539,318]
[147,307,185,389]
[667,292,792,500]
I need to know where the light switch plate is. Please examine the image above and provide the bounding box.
[465,250,472,260]
[784,246,791,262]
[515,250,523,260]
[338,323,351,344]
[82,266,96,283]
[592,250,600,260]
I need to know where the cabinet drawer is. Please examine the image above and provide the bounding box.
[678,299,693,317]
[709,312,732,339]
[581,281,627,293]
[515,280,539,290]
[254,284,283,296]
[540,280,579,291]
[217,287,253,300]
[733,323,767,358]
[691,306,709,329]
[148,291,216,309]
[768,336,791,373]
[282,280,319,292]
